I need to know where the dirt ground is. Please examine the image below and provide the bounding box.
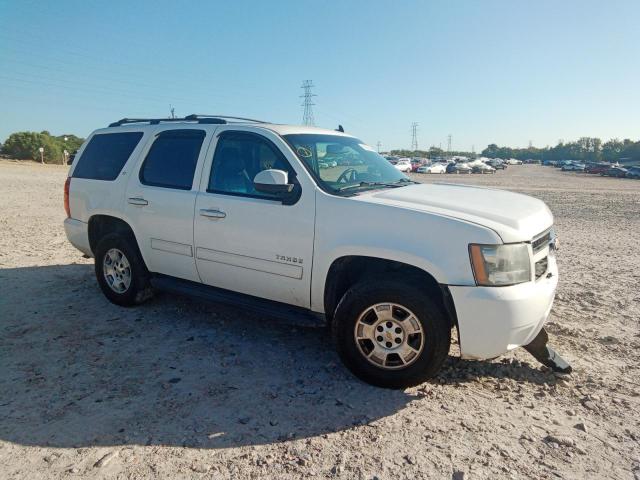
[1,160,639,479]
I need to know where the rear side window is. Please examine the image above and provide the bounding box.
[139,129,205,190]
[73,132,143,180]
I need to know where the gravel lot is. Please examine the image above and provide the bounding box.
[1,160,639,479]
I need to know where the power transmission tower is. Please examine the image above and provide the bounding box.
[411,122,418,151]
[169,105,176,119]
[447,134,452,156]
[376,141,383,153]
[528,140,533,148]
[300,80,316,126]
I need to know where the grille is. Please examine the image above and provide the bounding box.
[532,229,552,253]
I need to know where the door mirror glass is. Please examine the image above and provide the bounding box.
[253,169,294,194]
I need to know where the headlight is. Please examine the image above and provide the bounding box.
[469,243,531,286]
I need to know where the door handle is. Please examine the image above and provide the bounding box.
[199,208,226,219]
[128,197,148,206]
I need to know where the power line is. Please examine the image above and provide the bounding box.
[300,80,316,126]
[411,122,418,151]
[376,141,383,153]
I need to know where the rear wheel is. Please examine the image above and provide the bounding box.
[94,233,153,306]
[332,279,451,388]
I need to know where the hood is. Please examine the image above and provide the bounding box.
[354,183,553,243]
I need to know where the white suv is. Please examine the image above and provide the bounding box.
[64,115,563,388]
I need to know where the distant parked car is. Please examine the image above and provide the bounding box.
[411,159,428,172]
[418,163,446,174]
[625,166,640,179]
[394,160,412,173]
[505,159,523,165]
[585,163,610,174]
[487,159,506,170]
[602,167,628,178]
[446,162,471,174]
[318,156,337,167]
[562,163,585,172]
[472,163,496,174]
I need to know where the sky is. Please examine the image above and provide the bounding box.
[1,0,638,151]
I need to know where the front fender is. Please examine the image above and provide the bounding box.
[310,191,500,312]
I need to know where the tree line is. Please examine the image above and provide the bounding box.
[1,131,84,164]
[389,147,473,159]
[390,137,640,164]
[482,137,640,164]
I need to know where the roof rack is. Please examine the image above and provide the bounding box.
[108,114,270,128]
[184,114,269,124]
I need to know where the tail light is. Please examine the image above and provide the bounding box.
[64,177,71,218]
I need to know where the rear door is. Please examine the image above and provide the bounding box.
[124,126,214,282]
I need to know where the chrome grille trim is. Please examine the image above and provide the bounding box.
[532,228,553,253]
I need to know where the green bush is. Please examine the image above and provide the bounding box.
[2,131,85,164]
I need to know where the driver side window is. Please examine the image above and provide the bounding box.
[208,132,294,199]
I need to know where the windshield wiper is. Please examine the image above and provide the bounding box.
[336,179,417,192]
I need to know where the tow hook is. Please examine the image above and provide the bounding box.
[523,327,572,374]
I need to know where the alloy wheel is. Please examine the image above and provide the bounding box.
[354,303,425,369]
[103,248,132,294]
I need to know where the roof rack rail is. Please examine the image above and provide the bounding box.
[184,114,269,124]
[108,114,270,128]
[107,117,203,127]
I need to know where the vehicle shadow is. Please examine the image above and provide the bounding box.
[0,263,554,450]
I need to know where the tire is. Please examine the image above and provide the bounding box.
[94,232,153,307]
[332,279,451,389]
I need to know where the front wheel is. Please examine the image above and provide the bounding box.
[332,279,451,388]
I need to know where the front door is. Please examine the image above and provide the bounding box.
[193,129,315,307]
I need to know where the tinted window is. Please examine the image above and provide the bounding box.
[73,132,143,180]
[140,130,205,190]
[208,133,293,198]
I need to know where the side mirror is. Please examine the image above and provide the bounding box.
[253,169,294,195]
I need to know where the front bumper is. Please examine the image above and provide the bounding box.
[449,253,558,359]
[64,218,92,257]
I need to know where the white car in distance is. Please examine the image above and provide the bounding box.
[394,159,412,173]
[418,163,447,174]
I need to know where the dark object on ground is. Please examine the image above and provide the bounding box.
[523,327,572,373]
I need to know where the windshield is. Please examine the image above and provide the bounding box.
[283,134,409,194]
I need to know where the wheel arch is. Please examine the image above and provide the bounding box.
[323,255,458,330]
[87,215,146,266]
